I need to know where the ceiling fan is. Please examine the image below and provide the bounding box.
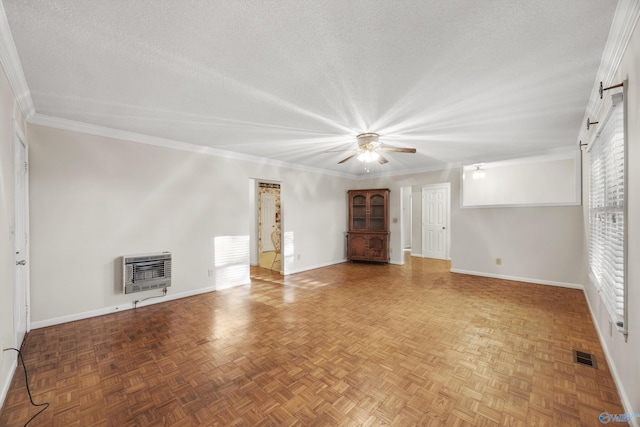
[331,133,417,164]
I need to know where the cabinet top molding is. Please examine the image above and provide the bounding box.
[348,188,390,192]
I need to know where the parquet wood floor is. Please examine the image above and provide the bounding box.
[0,255,625,426]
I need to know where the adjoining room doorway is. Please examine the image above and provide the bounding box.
[256,182,281,272]
[401,186,412,252]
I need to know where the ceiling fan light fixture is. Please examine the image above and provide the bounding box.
[356,132,380,147]
[357,150,380,163]
[335,132,417,165]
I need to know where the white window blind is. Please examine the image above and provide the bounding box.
[589,91,626,333]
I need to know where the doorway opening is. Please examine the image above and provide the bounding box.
[401,186,412,252]
[256,182,281,272]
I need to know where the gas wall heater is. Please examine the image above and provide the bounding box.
[123,252,172,294]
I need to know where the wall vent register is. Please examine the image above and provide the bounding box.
[123,252,171,294]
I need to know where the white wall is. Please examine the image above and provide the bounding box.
[582,18,640,417]
[27,124,351,326]
[463,157,578,206]
[360,167,585,286]
[0,62,27,410]
[451,205,584,285]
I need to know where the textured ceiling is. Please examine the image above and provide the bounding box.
[2,1,617,176]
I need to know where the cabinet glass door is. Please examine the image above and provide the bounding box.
[351,194,367,230]
[369,194,386,231]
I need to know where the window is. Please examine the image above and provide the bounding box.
[589,91,626,334]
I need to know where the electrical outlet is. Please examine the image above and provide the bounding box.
[495,258,502,265]
[297,254,301,260]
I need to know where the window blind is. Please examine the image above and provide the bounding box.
[588,92,626,332]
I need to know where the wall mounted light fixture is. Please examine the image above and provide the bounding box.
[472,166,486,180]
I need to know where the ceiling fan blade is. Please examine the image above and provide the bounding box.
[323,148,357,153]
[377,154,389,164]
[378,147,417,153]
[338,153,359,164]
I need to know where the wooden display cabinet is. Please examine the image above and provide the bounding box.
[347,189,390,262]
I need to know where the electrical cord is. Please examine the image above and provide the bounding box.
[2,348,50,427]
[133,287,168,308]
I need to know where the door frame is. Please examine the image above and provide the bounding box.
[13,122,30,346]
[251,179,283,273]
[421,182,451,260]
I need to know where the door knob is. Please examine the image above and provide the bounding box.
[16,260,26,266]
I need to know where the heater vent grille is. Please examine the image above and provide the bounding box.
[123,252,171,294]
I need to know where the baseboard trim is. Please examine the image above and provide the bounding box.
[449,268,584,290]
[30,282,249,330]
[30,261,348,332]
[0,359,17,413]
[284,259,347,275]
[582,288,637,427]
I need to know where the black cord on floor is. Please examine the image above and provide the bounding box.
[3,348,50,427]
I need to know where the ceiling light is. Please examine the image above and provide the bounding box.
[472,166,486,180]
[357,150,380,163]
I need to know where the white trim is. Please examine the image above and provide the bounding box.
[353,163,462,180]
[578,0,640,147]
[350,145,584,180]
[25,110,589,183]
[583,289,638,427]
[12,122,30,344]
[0,358,17,411]
[29,113,356,179]
[30,258,344,329]
[29,283,253,330]
[28,112,482,181]
[449,268,584,290]
[0,3,35,119]
[283,259,347,275]
[459,201,582,209]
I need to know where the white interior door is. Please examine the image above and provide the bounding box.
[260,193,276,252]
[422,184,449,260]
[14,127,29,347]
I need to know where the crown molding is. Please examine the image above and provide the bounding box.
[28,113,357,179]
[30,113,577,182]
[353,163,459,180]
[578,0,640,145]
[0,2,35,120]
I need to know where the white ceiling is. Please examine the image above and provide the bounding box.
[2,1,618,176]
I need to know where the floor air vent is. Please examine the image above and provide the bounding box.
[573,349,597,368]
